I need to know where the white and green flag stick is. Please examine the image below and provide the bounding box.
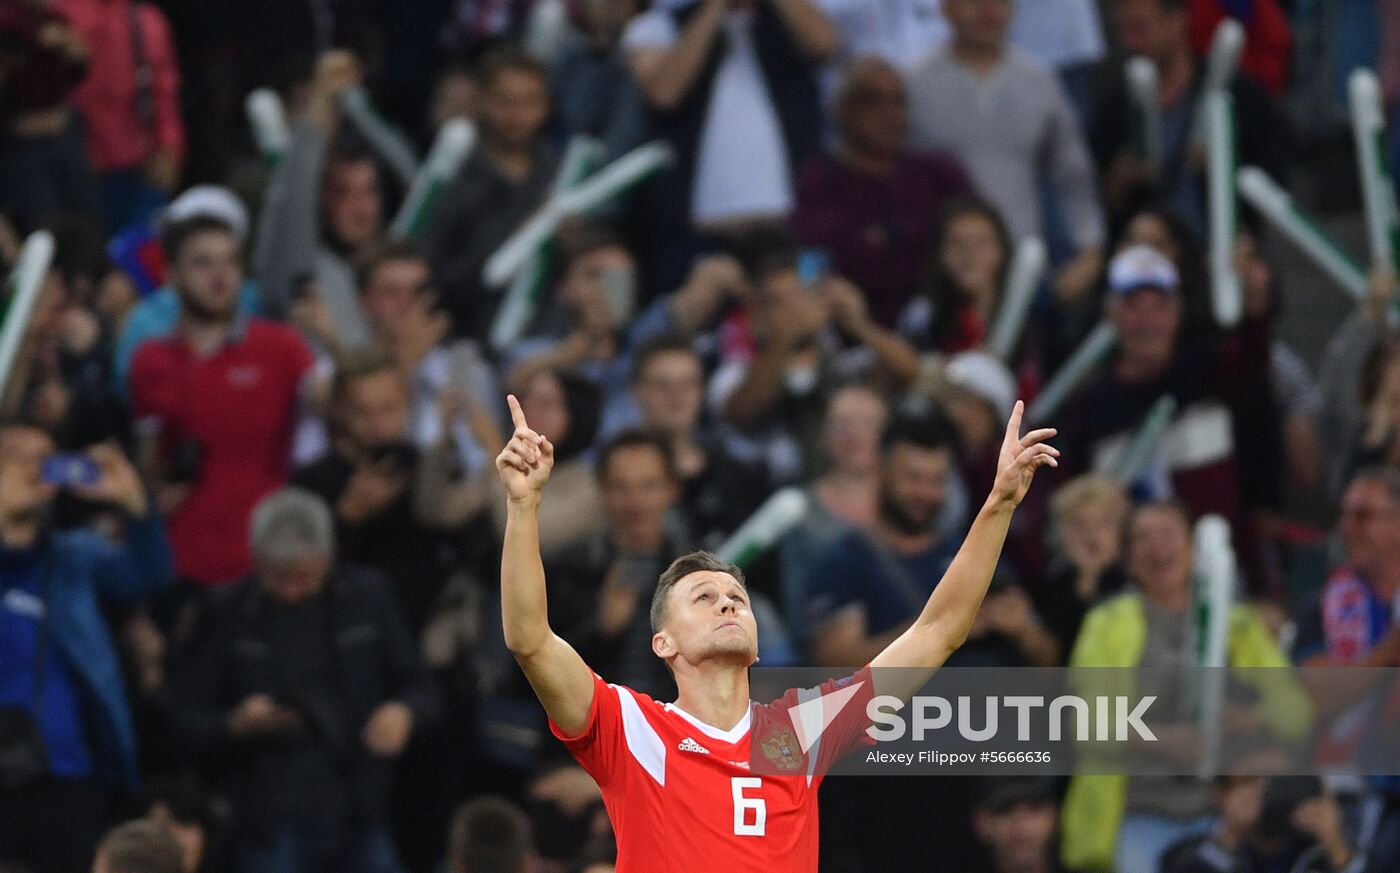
[340,86,421,187]
[245,89,290,169]
[1237,166,1368,299]
[0,231,56,407]
[1028,320,1118,424]
[489,137,606,352]
[483,141,675,288]
[1126,56,1163,168]
[524,0,570,63]
[717,488,810,569]
[1192,513,1238,780]
[1206,91,1243,327]
[1110,395,1178,484]
[1189,18,1245,149]
[390,119,478,240]
[986,236,1046,361]
[1349,69,1400,274]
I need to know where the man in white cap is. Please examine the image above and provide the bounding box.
[1057,243,1283,586]
[111,185,262,395]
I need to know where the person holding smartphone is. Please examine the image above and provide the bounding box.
[0,418,173,873]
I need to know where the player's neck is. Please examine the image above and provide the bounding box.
[672,664,751,733]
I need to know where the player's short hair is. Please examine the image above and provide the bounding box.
[447,796,532,873]
[95,820,184,873]
[651,551,746,634]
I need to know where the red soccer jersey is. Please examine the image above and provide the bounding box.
[549,667,876,872]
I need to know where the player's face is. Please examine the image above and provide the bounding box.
[654,571,758,667]
[1127,506,1192,602]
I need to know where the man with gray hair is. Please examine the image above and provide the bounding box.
[169,488,440,873]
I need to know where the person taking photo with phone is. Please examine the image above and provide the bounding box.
[0,418,173,873]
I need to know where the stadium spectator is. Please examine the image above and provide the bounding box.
[1036,474,1130,658]
[128,216,314,589]
[549,0,648,163]
[898,197,1013,357]
[443,796,535,873]
[710,245,918,482]
[169,488,440,873]
[1161,776,1359,873]
[623,0,837,281]
[1008,0,1105,117]
[1060,500,1309,873]
[793,56,973,327]
[776,382,887,638]
[140,780,219,873]
[489,369,605,560]
[1090,0,1291,234]
[629,336,770,551]
[110,185,261,397]
[971,778,1067,873]
[504,226,649,437]
[1187,0,1292,96]
[0,0,100,231]
[291,349,486,637]
[805,409,965,666]
[0,422,173,873]
[289,239,503,467]
[427,48,557,341]
[544,430,693,700]
[1320,269,1398,493]
[253,50,385,350]
[58,0,184,231]
[1057,244,1283,584]
[90,821,183,873]
[905,0,1106,306]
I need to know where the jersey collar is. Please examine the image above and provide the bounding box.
[664,702,752,744]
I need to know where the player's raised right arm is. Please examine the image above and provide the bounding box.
[497,394,595,737]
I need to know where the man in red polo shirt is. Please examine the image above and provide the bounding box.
[129,215,314,587]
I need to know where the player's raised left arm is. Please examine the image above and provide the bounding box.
[869,401,1058,701]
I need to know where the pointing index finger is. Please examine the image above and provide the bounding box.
[506,394,528,431]
[1004,399,1025,442]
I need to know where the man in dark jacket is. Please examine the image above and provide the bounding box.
[170,487,440,873]
[0,418,174,873]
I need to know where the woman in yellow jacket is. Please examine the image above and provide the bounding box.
[1059,501,1311,873]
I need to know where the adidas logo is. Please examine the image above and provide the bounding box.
[678,737,709,754]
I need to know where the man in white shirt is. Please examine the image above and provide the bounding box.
[905,0,1105,304]
[623,0,837,233]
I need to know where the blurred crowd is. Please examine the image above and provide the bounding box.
[3,0,1400,872]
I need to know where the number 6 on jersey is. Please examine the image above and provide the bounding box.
[732,777,766,836]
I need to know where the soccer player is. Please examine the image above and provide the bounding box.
[495,393,1058,871]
